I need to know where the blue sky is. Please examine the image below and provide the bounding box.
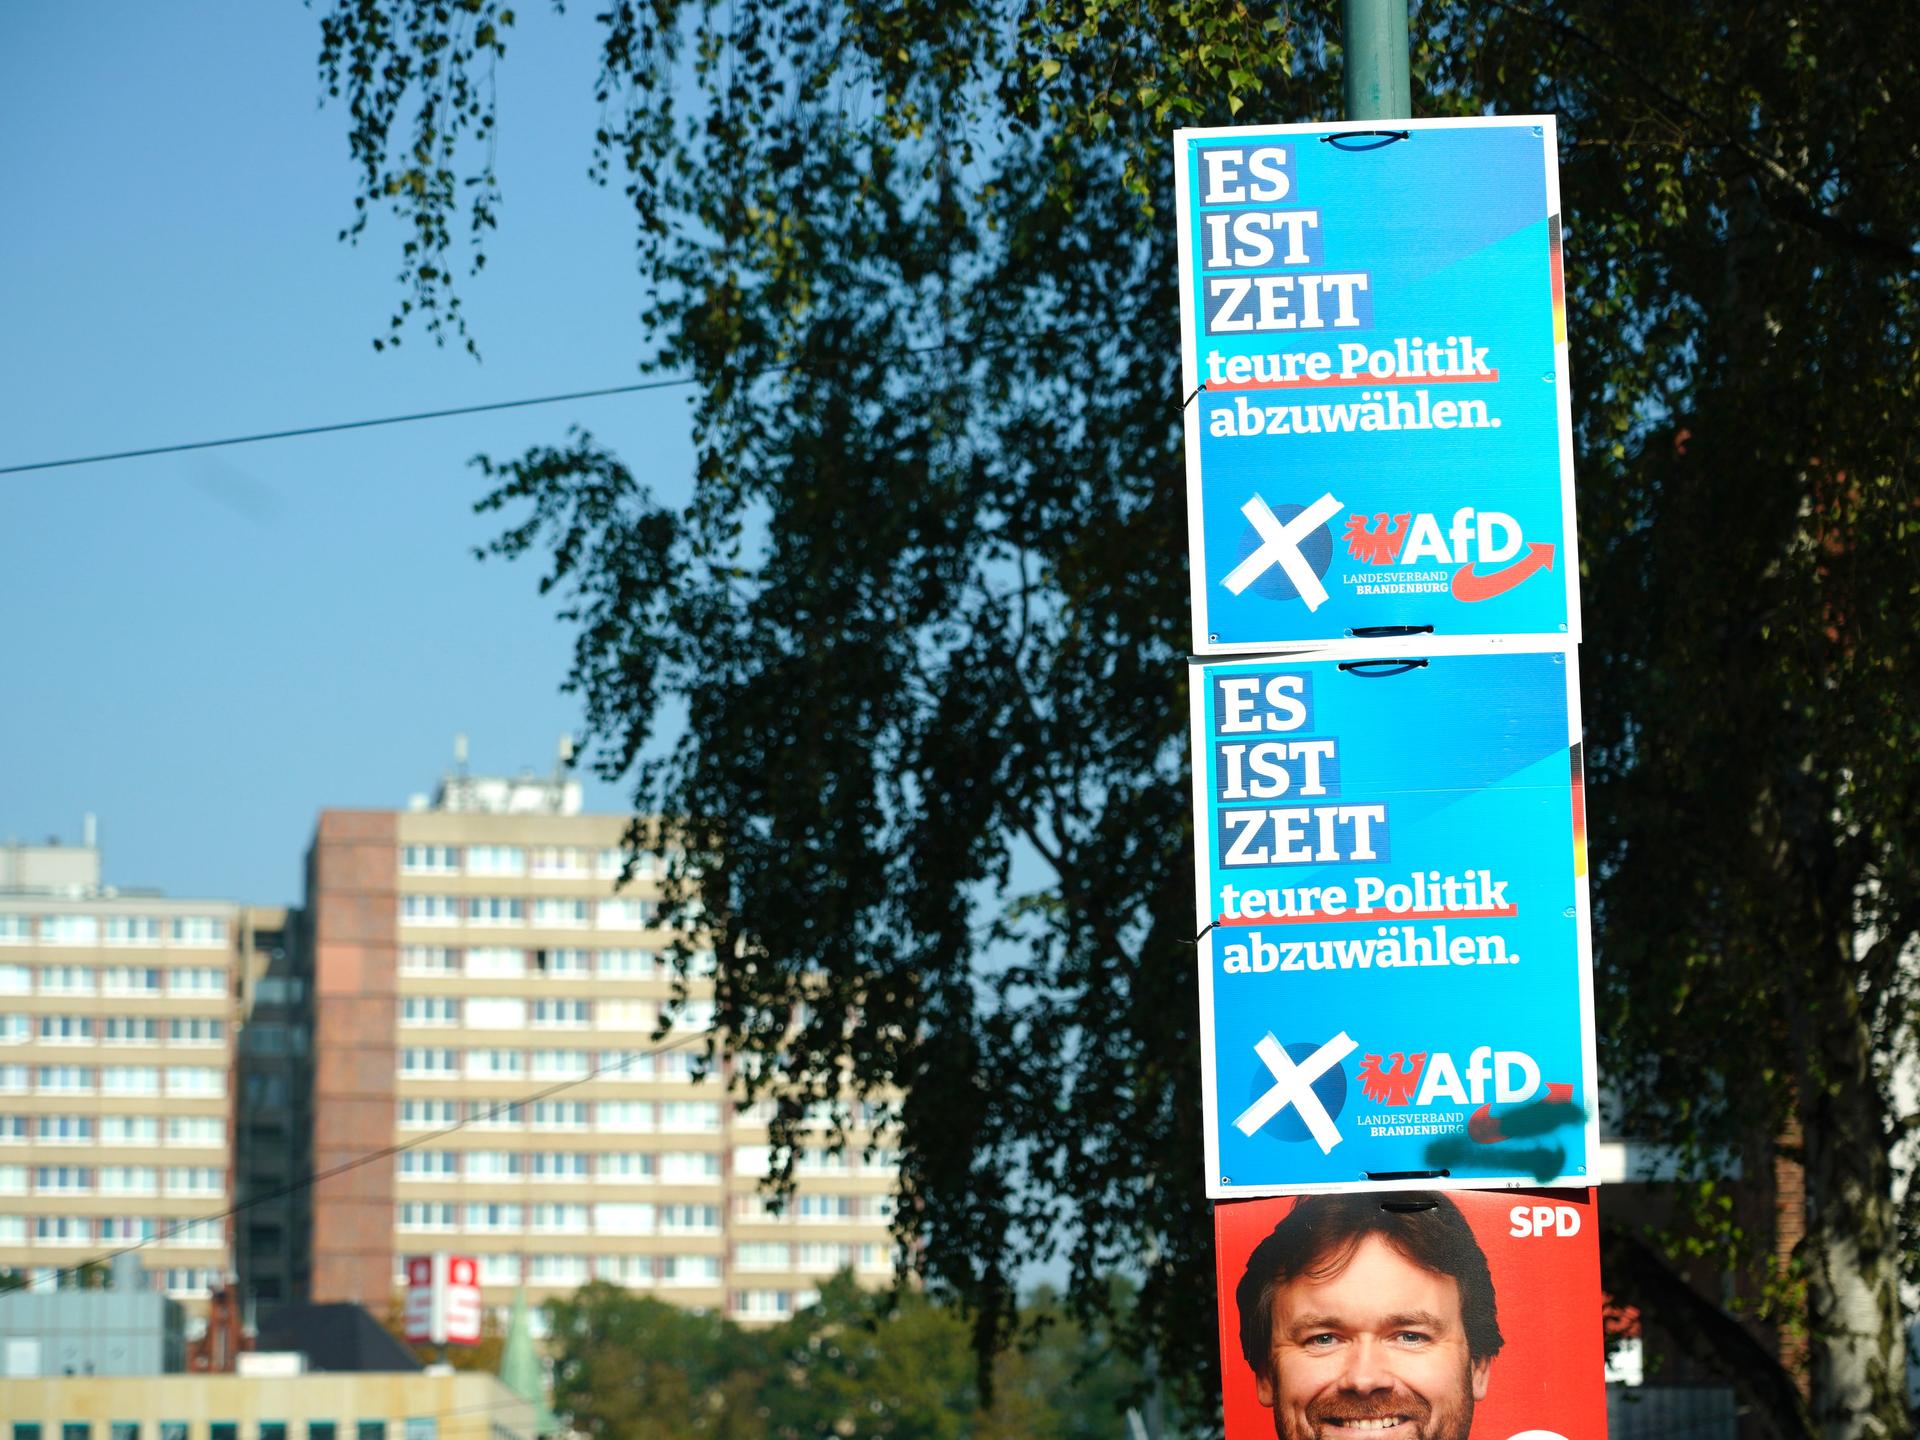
[1,2,697,904]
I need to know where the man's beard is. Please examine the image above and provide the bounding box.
[1277,1375,1476,1440]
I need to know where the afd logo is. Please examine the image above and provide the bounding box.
[1356,1045,1547,1109]
[1342,505,1556,603]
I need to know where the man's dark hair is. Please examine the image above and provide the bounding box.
[1236,1192,1504,1376]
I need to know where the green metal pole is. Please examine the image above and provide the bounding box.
[1342,0,1412,121]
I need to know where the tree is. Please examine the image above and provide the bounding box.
[319,3,1920,1434]
[546,1283,772,1440]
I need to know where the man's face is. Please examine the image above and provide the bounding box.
[1256,1235,1491,1440]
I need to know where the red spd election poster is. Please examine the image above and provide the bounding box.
[1214,1188,1604,1440]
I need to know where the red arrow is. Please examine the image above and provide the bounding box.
[1450,541,1555,603]
[1468,1083,1577,1143]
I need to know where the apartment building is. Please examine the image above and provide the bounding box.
[0,836,248,1315]
[303,759,899,1328]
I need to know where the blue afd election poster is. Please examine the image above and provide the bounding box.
[1175,117,1581,652]
[1188,642,1598,1196]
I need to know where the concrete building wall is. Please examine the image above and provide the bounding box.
[301,785,900,1327]
[0,880,241,1316]
[0,1370,534,1440]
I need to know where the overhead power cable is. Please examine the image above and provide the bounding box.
[40,1029,712,1288]
[0,324,1108,477]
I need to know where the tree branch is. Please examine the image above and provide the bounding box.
[1600,1223,1817,1440]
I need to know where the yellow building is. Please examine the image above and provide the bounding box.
[0,1370,536,1440]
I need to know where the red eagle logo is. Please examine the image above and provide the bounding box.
[1344,512,1412,566]
[1358,1052,1428,1107]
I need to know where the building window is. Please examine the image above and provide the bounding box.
[463,1202,523,1233]
[37,1015,92,1044]
[463,947,525,979]
[165,1067,226,1098]
[530,898,589,929]
[41,965,97,994]
[103,1066,161,1096]
[34,1065,94,1094]
[0,964,30,993]
[592,1101,650,1133]
[100,1217,159,1242]
[101,1115,162,1146]
[463,997,526,1030]
[400,945,457,975]
[532,1050,590,1080]
[538,948,590,979]
[0,1116,28,1144]
[527,1152,588,1183]
[62,1426,92,1440]
[531,1204,590,1234]
[168,1017,224,1045]
[167,968,226,997]
[356,1427,387,1440]
[594,1000,654,1033]
[467,896,524,927]
[735,1242,792,1271]
[404,1422,436,1440]
[165,1116,221,1147]
[110,1425,140,1440]
[594,948,656,979]
[532,1101,588,1131]
[529,847,587,877]
[401,844,459,874]
[400,1048,459,1078]
[0,1163,24,1193]
[103,1016,161,1043]
[479,1253,521,1284]
[596,898,653,930]
[33,1165,94,1194]
[659,1254,721,1287]
[400,997,459,1028]
[398,1151,458,1179]
[466,1049,524,1080]
[100,1166,158,1195]
[658,1101,721,1133]
[659,1204,721,1235]
[160,1427,187,1440]
[307,1426,336,1440]
[659,1151,721,1184]
[39,1114,94,1144]
[398,1099,460,1129]
[597,1049,651,1082]
[165,1167,225,1196]
[0,916,30,945]
[594,1202,654,1235]
[464,846,524,877]
[35,1214,93,1245]
[106,917,163,946]
[259,1425,286,1440]
[468,1101,524,1131]
[527,1253,589,1284]
[463,1150,523,1180]
[170,917,229,947]
[400,894,459,927]
[0,1065,21,1094]
[597,1153,653,1184]
[40,916,100,947]
[0,1015,25,1046]
[397,1202,456,1232]
[103,967,165,996]
[531,1000,591,1029]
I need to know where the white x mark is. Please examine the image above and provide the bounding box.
[1232,1030,1357,1154]
[1220,492,1343,611]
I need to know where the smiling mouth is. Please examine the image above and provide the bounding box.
[1319,1419,1411,1433]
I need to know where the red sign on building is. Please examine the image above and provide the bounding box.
[1214,1188,1606,1439]
[403,1253,484,1346]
